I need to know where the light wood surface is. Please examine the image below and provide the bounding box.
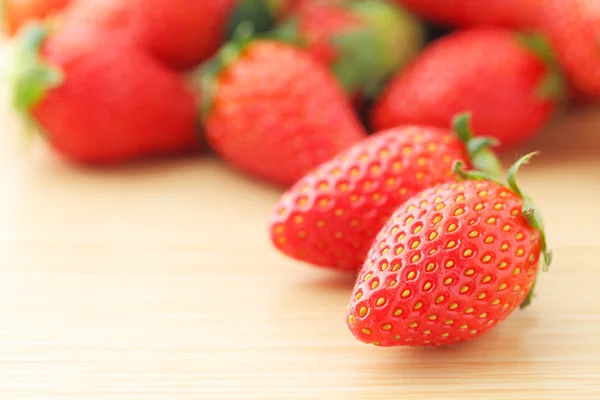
[1,61,600,398]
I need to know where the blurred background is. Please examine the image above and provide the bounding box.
[0,0,599,398]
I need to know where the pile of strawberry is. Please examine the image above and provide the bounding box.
[5,0,598,346]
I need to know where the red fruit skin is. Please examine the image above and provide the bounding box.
[205,40,366,186]
[4,0,71,36]
[371,29,555,150]
[391,0,541,29]
[61,0,236,70]
[346,180,541,347]
[271,126,470,271]
[33,25,199,164]
[540,0,600,98]
[294,2,362,66]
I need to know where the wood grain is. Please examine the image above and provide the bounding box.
[0,53,599,398]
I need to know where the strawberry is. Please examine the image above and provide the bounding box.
[11,23,199,164]
[200,34,366,186]
[539,0,600,98]
[371,29,564,150]
[346,153,551,347]
[3,0,71,36]
[270,114,502,271]
[390,0,542,29]
[60,0,288,70]
[277,0,424,98]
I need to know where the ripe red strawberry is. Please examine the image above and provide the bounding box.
[539,0,600,98]
[60,0,288,70]
[4,0,71,36]
[270,114,502,270]
[390,0,542,29]
[11,23,199,164]
[201,37,366,186]
[371,29,563,150]
[346,153,551,347]
[278,0,424,98]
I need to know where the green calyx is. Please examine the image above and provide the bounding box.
[199,23,254,120]
[516,32,567,102]
[10,22,63,134]
[452,113,503,181]
[269,17,308,47]
[506,153,553,271]
[226,0,281,40]
[453,151,552,309]
[331,0,424,98]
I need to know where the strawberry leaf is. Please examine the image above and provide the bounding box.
[452,112,503,180]
[198,23,254,119]
[506,152,538,198]
[457,150,551,308]
[516,32,567,102]
[331,28,383,97]
[12,22,63,111]
[269,18,306,47]
[226,0,277,40]
[452,160,502,185]
[536,71,565,101]
[332,0,424,98]
[520,280,536,309]
[10,22,63,137]
[505,152,552,308]
[516,33,557,65]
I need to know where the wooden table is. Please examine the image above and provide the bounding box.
[1,71,599,398]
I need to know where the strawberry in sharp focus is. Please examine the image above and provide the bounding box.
[270,114,502,271]
[277,0,424,99]
[390,0,542,30]
[200,33,366,186]
[346,153,551,347]
[60,0,288,70]
[3,0,71,36]
[11,23,199,164]
[371,29,564,150]
[539,0,600,99]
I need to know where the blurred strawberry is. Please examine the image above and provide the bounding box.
[200,35,366,186]
[3,0,70,36]
[390,0,542,29]
[61,0,288,70]
[277,0,424,99]
[11,23,199,164]
[371,29,564,150]
[539,0,600,99]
